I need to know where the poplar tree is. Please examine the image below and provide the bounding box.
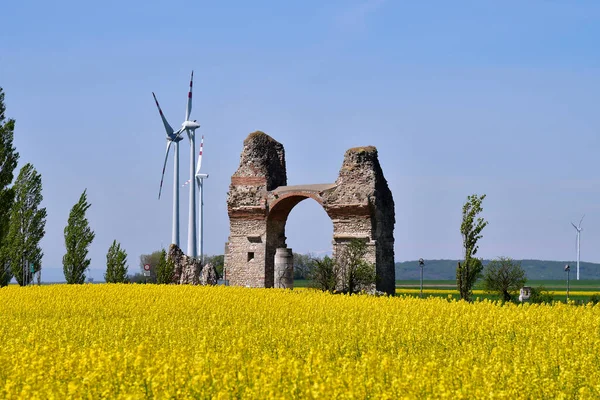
[63,189,95,284]
[104,240,129,283]
[156,249,175,284]
[456,194,488,301]
[0,88,19,287]
[6,163,47,285]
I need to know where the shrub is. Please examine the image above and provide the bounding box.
[529,286,554,304]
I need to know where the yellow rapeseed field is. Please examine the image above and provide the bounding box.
[1,284,600,399]
[396,288,600,296]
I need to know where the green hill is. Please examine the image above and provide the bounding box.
[396,259,600,280]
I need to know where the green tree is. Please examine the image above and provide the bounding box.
[156,249,175,284]
[309,255,337,293]
[337,239,376,294]
[6,164,46,286]
[293,252,316,280]
[0,88,20,287]
[205,254,224,279]
[456,194,488,301]
[104,240,129,283]
[63,189,95,284]
[482,257,527,301]
[130,249,164,283]
[529,286,554,304]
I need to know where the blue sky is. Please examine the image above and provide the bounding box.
[1,1,599,281]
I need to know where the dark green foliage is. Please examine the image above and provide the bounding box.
[205,254,224,279]
[104,240,129,283]
[482,257,527,301]
[131,250,164,283]
[529,286,555,304]
[63,189,95,284]
[309,255,337,293]
[130,250,164,283]
[293,252,316,280]
[457,194,488,301]
[156,249,175,284]
[588,294,600,305]
[0,88,19,287]
[6,164,47,286]
[456,258,483,302]
[0,263,10,287]
[337,239,376,294]
[309,240,376,294]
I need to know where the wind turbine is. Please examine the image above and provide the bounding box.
[182,135,208,264]
[571,215,584,280]
[152,92,183,247]
[196,136,208,265]
[179,71,201,258]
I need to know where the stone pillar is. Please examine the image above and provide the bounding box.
[323,146,396,295]
[225,131,287,288]
[274,247,294,289]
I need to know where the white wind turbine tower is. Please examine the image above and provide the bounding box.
[152,92,183,246]
[195,136,208,265]
[571,215,584,280]
[179,71,201,258]
[184,136,208,263]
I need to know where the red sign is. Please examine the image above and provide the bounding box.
[143,264,151,271]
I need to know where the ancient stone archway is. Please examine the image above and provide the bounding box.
[224,131,396,294]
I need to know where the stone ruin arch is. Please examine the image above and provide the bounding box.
[224,131,396,295]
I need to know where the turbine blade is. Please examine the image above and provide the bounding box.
[185,70,193,121]
[158,141,173,199]
[182,179,191,188]
[579,214,585,228]
[571,222,578,230]
[173,127,185,141]
[152,92,174,136]
[195,135,204,175]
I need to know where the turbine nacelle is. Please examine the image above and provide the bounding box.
[196,173,209,179]
[182,120,201,130]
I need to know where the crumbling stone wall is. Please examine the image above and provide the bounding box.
[167,244,218,285]
[322,147,396,294]
[224,132,395,294]
[225,131,286,287]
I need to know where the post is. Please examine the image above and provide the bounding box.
[565,264,570,302]
[419,258,424,298]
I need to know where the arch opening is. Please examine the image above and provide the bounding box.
[266,195,333,288]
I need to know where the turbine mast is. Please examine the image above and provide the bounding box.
[577,229,580,281]
[572,215,584,280]
[172,141,180,246]
[199,177,204,265]
[188,132,197,258]
[196,135,207,266]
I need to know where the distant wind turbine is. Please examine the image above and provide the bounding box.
[152,92,183,247]
[180,71,201,258]
[571,215,584,280]
[195,136,208,265]
[153,71,201,257]
[183,135,208,264]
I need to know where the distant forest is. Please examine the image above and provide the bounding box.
[396,259,600,280]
